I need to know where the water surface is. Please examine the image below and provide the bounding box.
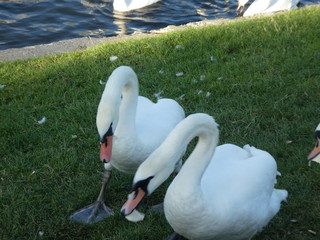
[0,0,318,50]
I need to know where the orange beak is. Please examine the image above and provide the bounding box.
[121,188,146,216]
[308,138,320,161]
[100,136,113,163]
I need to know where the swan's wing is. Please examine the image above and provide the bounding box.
[136,96,185,147]
[202,144,282,220]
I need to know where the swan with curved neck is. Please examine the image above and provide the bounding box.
[122,113,288,239]
[237,0,299,17]
[70,66,185,224]
[113,0,162,12]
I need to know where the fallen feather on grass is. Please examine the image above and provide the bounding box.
[99,80,106,85]
[175,45,185,50]
[178,94,185,100]
[37,117,47,124]
[176,72,183,77]
[210,56,217,62]
[206,92,211,97]
[0,84,6,89]
[154,91,163,100]
[71,135,78,139]
[109,56,118,61]
[308,230,316,235]
[200,75,205,81]
[217,77,223,80]
[191,78,197,83]
[159,70,164,74]
[125,209,145,222]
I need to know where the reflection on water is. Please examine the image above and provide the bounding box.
[0,0,318,50]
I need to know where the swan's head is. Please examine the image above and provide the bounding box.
[308,123,320,165]
[237,0,250,16]
[121,146,179,216]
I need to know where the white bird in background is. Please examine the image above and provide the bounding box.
[113,0,162,12]
[307,123,320,166]
[122,113,288,240]
[237,0,300,17]
[70,66,185,224]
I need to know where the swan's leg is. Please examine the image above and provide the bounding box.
[165,232,185,240]
[69,168,114,224]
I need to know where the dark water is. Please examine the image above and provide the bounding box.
[0,0,318,50]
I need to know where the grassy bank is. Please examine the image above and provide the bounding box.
[1,5,320,240]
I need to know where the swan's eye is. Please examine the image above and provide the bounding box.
[101,123,114,144]
[132,176,154,194]
[106,123,114,136]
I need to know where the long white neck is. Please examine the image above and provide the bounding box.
[172,116,219,195]
[96,66,138,138]
[161,114,219,197]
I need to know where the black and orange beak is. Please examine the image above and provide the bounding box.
[100,135,113,163]
[308,138,320,161]
[121,188,146,216]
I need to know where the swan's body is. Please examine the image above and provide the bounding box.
[307,123,320,165]
[113,0,162,12]
[70,66,184,224]
[237,0,299,17]
[122,113,287,239]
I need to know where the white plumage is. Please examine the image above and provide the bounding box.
[113,0,162,12]
[237,0,299,17]
[122,113,288,240]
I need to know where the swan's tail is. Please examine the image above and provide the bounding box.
[269,189,288,217]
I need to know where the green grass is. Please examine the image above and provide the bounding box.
[1,5,320,240]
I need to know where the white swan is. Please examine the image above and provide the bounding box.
[113,0,162,12]
[237,0,299,17]
[122,113,288,239]
[70,66,184,224]
[307,123,320,165]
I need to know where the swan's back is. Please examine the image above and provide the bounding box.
[244,0,299,16]
[112,96,184,173]
[136,97,184,145]
[134,97,185,155]
[166,144,287,240]
[113,0,161,12]
[200,144,287,238]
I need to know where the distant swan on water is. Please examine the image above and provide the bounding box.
[237,0,300,17]
[113,0,162,12]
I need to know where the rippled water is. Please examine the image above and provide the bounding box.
[0,0,318,50]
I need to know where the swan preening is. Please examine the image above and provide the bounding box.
[308,123,320,166]
[122,113,288,240]
[113,0,162,12]
[237,0,299,17]
[69,66,185,224]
